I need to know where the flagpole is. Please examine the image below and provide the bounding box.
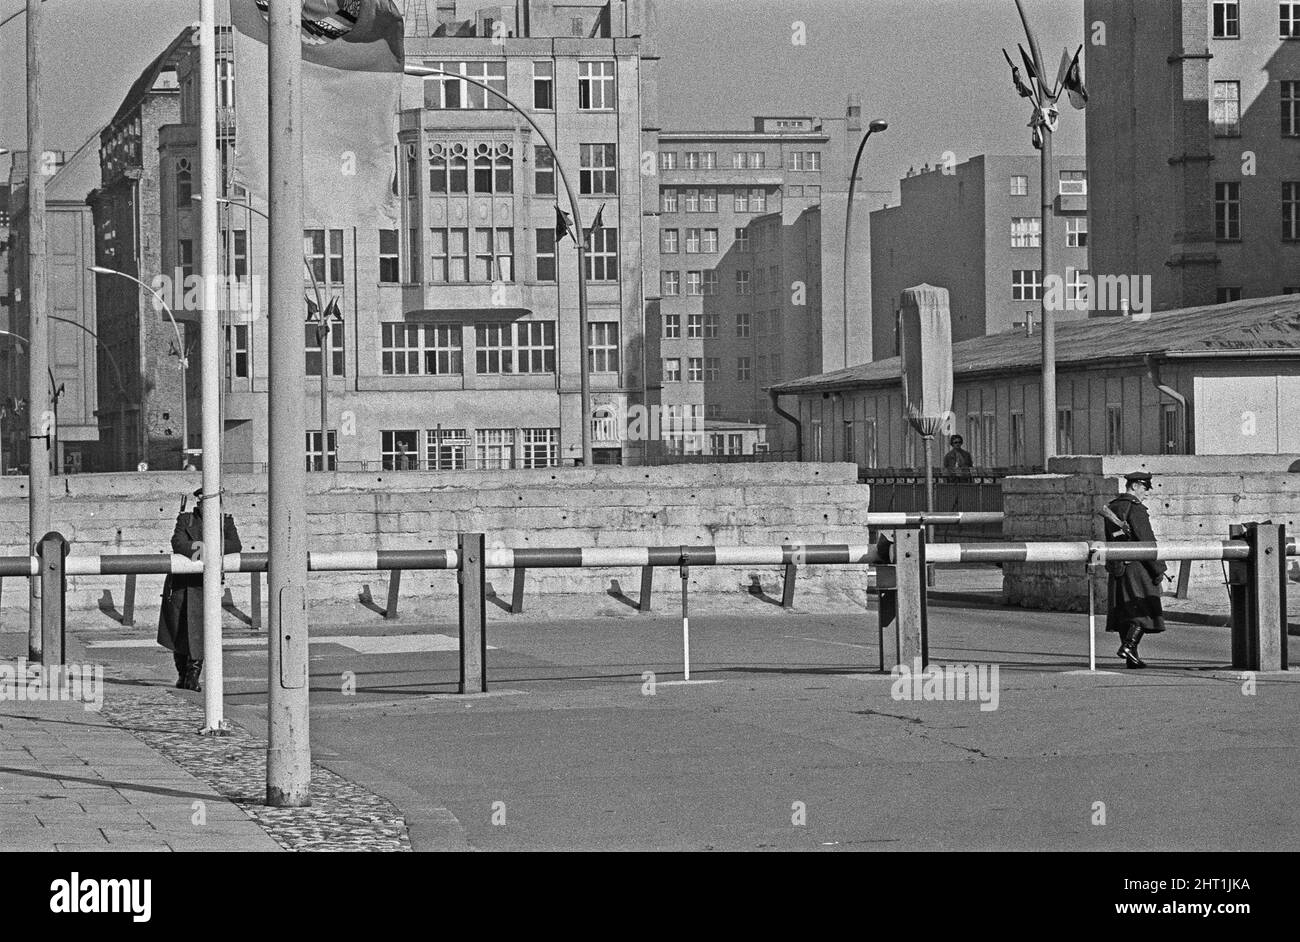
[403,65,592,465]
[266,0,311,807]
[198,0,228,735]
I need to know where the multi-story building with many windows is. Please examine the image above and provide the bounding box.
[1085,0,1300,309]
[869,154,1090,358]
[653,106,885,456]
[135,1,659,472]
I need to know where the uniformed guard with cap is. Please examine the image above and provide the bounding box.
[1103,471,1167,668]
[157,488,242,691]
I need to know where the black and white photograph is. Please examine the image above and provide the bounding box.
[0,0,1295,917]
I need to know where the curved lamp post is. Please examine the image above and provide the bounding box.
[403,64,593,466]
[89,265,191,466]
[842,118,888,370]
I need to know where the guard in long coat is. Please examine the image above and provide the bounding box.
[1103,471,1167,668]
[157,489,242,690]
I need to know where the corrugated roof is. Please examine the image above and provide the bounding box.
[772,295,1300,394]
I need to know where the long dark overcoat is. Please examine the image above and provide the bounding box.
[1103,493,1167,634]
[156,511,242,658]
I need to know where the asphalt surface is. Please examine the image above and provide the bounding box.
[65,583,1300,851]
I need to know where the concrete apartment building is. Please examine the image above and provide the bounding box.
[3,143,102,474]
[1085,0,1300,310]
[869,154,1090,359]
[145,0,660,471]
[654,106,886,456]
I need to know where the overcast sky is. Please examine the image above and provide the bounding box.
[0,0,1085,201]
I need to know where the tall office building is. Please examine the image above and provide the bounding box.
[870,154,1090,357]
[1085,0,1300,309]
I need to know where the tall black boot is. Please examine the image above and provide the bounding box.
[183,659,204,692]
[1119,627,1147,669]
[173,652,188,688]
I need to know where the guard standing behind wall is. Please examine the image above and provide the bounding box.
[1103,471,1169,669]
[158,488,242,690]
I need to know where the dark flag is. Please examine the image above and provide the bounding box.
[1002,48,1035,99]
[556,206,575,244]
[1061,45,1088,110]
[585,202,607,247]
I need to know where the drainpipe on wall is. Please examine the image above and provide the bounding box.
[1145,354,1192,454]
[769,388,802,458]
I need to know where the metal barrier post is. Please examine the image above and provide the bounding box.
[1240,523,1287,671]
[875,564,897,673]
[384,569,401,620]
[122,573,136,627]
[680,549,691,680]
[250,570,262,630]
[511,567,526,614]
[781,562,797,609]
[638,564,653,613]
[36,532,68,667]
[893,528,928,669]
[458,533,486,693]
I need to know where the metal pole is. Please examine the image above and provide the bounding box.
[266,0,311,807]
[198,0,228,735]
[1040,127,1056,463]
[842,124,884,370]
[679,550,690,680]
[320,324,329,468]
[25,0,49,662]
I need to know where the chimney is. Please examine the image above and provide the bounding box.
[846,94,862,132]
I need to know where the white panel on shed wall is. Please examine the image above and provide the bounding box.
[1278,376,1300,453]
[1194,375,1279,454]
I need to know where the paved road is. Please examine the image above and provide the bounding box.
[70,589,1300,851]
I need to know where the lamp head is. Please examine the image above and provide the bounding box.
[868,119,889,133]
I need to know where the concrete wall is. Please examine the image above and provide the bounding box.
[0,463,871,619]
[1002,454,1300,611]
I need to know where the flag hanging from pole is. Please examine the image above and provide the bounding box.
[585,202,606,247]
[231,0,404,228]
[1061,45,1088,110]
[556,206,575,244]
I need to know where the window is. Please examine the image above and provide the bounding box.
[790,151,821,171]
[1161,405,1181,454]
[737,357,752,381]
[1009,412,1025,467]
[700,189,718,212]
[427,428,468,471]
[588,322,620,373]
[475,323,511,374]
[381,323,463,376]
[472,142,513,194]
[687,314,704,339]
[1217,286,1243,302]
[521,428,559,469]
[1059,171,1087,195]
[684,228,701,253]
[700,229,718,253]
[661,229,679,254]
[664,313,681,338]
[425,61,507,110]
[702,271,719,295]
[1284,2,1300,37]
[704,357,720,381]
[736,312,751,337]
[379,229,400,283]
[304,322,345,377]
[684,151,717,170]
[1213,1,1240,38]
[736,270,751,295]
[660,152,678,171]
[580,144,618,195]
[1067,269,1091,306]
[475,428,514,469]
[179,239,194,280]
[175,157,192,208]
[1106,404,1124,454]
[810,420,823,461]
[1284,82,1300,136]
[663,358,681,381]
[1012,269,1043,300]
[1011,217,1041,247]
[1215,182,1241,239]
[305,430,337,472]
[661,270,680,295]
[734,228,750,252]
[585,227,619,281]
[534,145,555,195]
[732,151,764,169]
[703,312,718,338]
[429,227,470,282]
[475,321,556,374]
[305,229,345,285]
[1285,182,1300,240]
[661,188,678,213]
[750,189,767,212]
[225,324,249,380]
[473,227,514,282]
[218,58,235,109]
[1010,174,1029,196]
[687,357,704,382]
[533,61,554,110]
[578,60,616,110]
[685,271,703,295]
[683,189,700,212]
[1212,81,1241,136]
[965,413,996,466]
[1066,217,1088,247]
[535,229,556,282]
[1057,409,1074,454]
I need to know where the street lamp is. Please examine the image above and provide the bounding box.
[843,118,888,370]
[89,265,191,467]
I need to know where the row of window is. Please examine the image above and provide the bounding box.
[660,267,778,296]
[662,355,782,383]
[660,188,770,214]
[657,150,820,171]
[412,142,619,197]
[423,60,616,113]
[1212,1,1300,39]
[1010,216,1088,248]
[661,310,781,339]
[1009,171,1086,197]
[1215,181,1300,240]
[1211,80,1300,136]
[306,427,563,472]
